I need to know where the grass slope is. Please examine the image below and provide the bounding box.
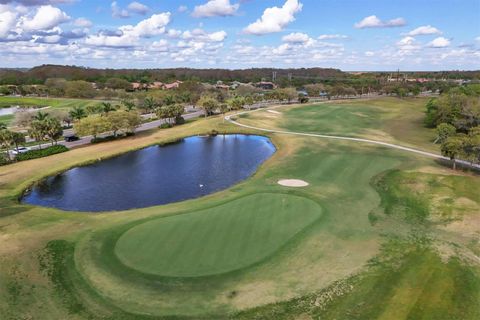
[115,193,322,277]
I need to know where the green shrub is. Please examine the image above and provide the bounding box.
[175,116,186,125]
[0,154,11,166]
[90,133,135,144]
[16,145,68,161]
[158,123,173,129]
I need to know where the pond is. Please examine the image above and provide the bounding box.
[0,106,43,116]
[21,135,275,212]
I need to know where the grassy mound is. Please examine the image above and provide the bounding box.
[115,193,322,277]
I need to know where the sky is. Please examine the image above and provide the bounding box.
[0,0,479,70]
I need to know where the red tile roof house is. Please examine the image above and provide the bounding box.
[148,81,165,89]
[164,80,183,90]
[131,82,148,90]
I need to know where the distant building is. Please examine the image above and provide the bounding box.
[255,81,276,90]
[131,82,147,91]
[148,81,165,89]
[215,82,230,90]
[164,80,183,90]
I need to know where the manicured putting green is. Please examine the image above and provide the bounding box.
[114,193,322,277]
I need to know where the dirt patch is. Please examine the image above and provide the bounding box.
[278,179,309,187]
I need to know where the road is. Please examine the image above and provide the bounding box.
[31,110,204,149]
[226,104,480,170]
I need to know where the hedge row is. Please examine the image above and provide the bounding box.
[16,145,69,161]
[90,132,134,144]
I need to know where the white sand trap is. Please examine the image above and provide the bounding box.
[277,179,309,187]
[267,109,281,114]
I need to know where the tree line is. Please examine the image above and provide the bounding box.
[427,84,480,169]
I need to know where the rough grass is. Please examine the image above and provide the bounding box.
[115,193,322,277]
[234,238,480,320]
[373,170,480,225]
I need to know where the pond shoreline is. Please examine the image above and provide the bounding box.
[20,134,276,212]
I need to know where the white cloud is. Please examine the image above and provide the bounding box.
[21,5,70,31]
[73,17,92,28]
[111,1,129,18]
[428,36,450,48]
[192,0,239,18]
[397,36,415,46]
[406,25,441,36]
[86,12,171,47]
[365,51,374,56]
[180,28,227,42]
[0,8,17,38]
[127,1,149,15]
[120,12,171,37]
[396,36,420,54]
[178,5,188,13]
[85,32,137,47]
[282,32,310,44]
[244,0,302,35]
[354,15,406,28]
[475,36,480,42]
[318,34,347,40]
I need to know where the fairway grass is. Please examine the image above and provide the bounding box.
[240,97,438,152]
[1,97,479,319]
[115,193,322,277]
[0,96,114,125]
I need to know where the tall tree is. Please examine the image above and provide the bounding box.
[11,131,26,153]
[28,120,47,149]
[143,96,157,114]
[0,129,13,160]
[44,118,63,145]
[435,123,456,144]
[197,96,219,118]
[441,136,464,170]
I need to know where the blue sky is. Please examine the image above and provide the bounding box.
[0,0,479,70]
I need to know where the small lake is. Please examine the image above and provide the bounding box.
[21,135,275,212]
[0,106,42,116]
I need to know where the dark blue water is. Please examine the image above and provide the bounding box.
[22,135,275,212]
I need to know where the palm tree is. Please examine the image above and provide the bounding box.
[143,97,157,114]
[28,120,47,150]
[34,111,49,121]
[163,95,176,106]
[44,118,63,145]
[0,129,13,160]
[122,100,136,112]
[219,103,230,122]
[11,131,26,153]
[69,106,87,121]
[101,102,115,114]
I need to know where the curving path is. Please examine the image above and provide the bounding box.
[226,104,480,169]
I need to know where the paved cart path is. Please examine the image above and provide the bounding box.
[226,104,480,169]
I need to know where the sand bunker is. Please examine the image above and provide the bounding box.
[277,179,309,187]
[267,110,281,114]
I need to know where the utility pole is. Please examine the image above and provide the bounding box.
[272,71,277,82]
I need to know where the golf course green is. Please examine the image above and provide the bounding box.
[115,193,322,277]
